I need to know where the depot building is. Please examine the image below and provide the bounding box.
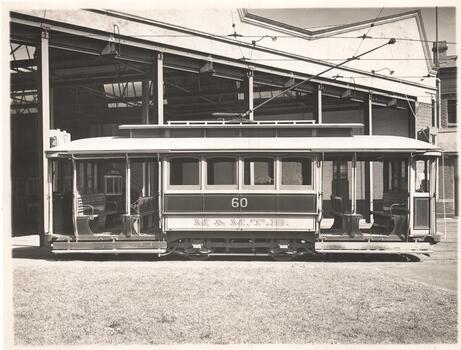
[9,8,453,243]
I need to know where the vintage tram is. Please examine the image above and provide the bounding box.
[46,120,441,259]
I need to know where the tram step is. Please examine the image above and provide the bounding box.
[52,240,167,253]
[315,241,432,254]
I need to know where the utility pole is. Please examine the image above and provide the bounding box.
[435,6,439,69]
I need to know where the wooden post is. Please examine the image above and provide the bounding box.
[141,77,150,195]
[408,156,415,237]
[50,88,54,129]
[159,157,164,230]
[72,158,78,237]
[40,28,51,245]
[317,84,323,124]
[141,80,150,124]
[365,94,374,222]
[125,156,131,215]
[142,162,146,197]
[157,53,164,125]
[47,161,53,236]
[351,153,357,214]
[247,70,254,120]
[147,162,152,196]
[317,154,324,232]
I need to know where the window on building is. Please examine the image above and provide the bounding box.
[244,158,274,186]
[448,100,457,124]
[169,158,200,186]
[206,157,237,186]
[281,158,312,186]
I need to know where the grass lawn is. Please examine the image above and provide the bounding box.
[13,260,457,345]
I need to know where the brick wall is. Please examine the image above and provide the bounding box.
[440,99,449,128]
[415,101,433,134]
[437,156,457,217]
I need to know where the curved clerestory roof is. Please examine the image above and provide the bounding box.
[47,135,440,157]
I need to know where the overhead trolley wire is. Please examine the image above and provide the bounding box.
[212,38,397,119]
[334,8,383,83]
[247,58,443,61]
[13,30,456,45]
[73,33,456,45]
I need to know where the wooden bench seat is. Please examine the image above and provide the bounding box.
[371,192,409,236]
[329,196,362,237]
[77,193,119,235]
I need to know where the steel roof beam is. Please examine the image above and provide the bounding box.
[10,17,423,102]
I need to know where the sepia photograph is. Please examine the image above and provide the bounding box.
[2,0,458,348]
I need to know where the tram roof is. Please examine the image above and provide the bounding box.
[47,135,440,157]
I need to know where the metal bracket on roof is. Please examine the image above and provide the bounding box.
[40,25,50,39]
[200,60,215,74]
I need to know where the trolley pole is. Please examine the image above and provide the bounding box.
[213,39,396,119]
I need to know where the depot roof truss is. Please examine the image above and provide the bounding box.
[10,13,422,106]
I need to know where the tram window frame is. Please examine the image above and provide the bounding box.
[279,157,314,189]
[333,161,348,180]
[104,175,122,196]
[168,157,201,190]
[205,157,238,189]
[77,161,100,194]
[242,157,275,189]
[415,159,430,193]
[383,159,408,193]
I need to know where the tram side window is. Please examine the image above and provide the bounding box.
[415,159,429,193]
[244,158,274,186]
[207,157,237,186]
[77,161,99,194]
[170,158,200,186]
[333,161,348,180]
[104,175,122,195]
[52,160,72,193]
[281,158,312,186]
[383,160,408,193]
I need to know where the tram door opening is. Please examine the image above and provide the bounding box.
[411,157,437,236]
[52,157,159,236]
[51,159,73,234]
[128,158,159,235]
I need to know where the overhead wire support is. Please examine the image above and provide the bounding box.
[213,38,396,119]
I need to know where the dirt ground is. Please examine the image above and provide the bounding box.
[9,218,458,345]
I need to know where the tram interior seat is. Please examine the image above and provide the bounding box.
[76,193,118,235]
[371,192,409,236]
[329,195,363,237]
[330,196,345,229]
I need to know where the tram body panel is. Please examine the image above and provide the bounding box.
[161,154,319,235]
[45,132,441,256]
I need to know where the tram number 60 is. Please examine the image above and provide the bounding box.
[231,197,248,208]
